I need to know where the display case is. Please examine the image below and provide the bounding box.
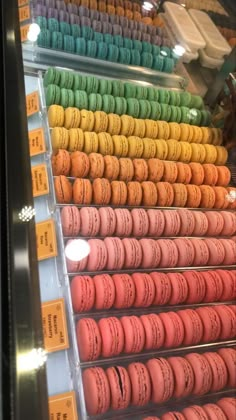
[3,0,236,419]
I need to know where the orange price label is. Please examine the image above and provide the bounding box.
[31,164,49,197]
[19,5,30,22]
[18,0,28,6]
[20,23,30,42]
[29,128,46,156]
[35,219,57,261]
[42,299,69,353]
[49,392,78,420]
[26,91,40,116]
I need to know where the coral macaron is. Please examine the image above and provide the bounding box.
[83,367,110,415]
[106,366,131,410]
[146,358,174,403]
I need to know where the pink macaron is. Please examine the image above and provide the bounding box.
[106,366,131,410]
[192,211,209,236]
[104,237,125,270]
[202,270,223,302]
[98,317,124,358]
[162,210,181,236]
[203,403,227,420]
[205,211,224,236]
[98,207,116,236]
[128,362,151,406]
[173,238,195,267]
[204,238,226,265]
[214,304,236,340]
[204,352,228,391]
[150,272,172,305]
[218,347,236,388]
[219,239,236,265]
[147,209,165,237]
[71,275,95,312]
[182,405,209,420]
[65,239,88,272]
[196,306,221,343]
[217,269,236,301]
[167,356,194,398]
[77,318,102,361]
[217,398,236,419]
[93,274,115,309]
[167,273,188,304]
[82,367,110,415]
[157,239,178,268]
[159,311,184,348]
[185,353,213,395]
[122,238,143,268]
[132,273,155,307]
[80,207,100,236]
[61,206,81,236]
[146,358,174,403]
[114,208,133,236]
[140,313,165,350]
[177,209,195,236]
[220,210,236,236]
[139,239,161,268]
[131,208,149,237]
[121,315,145,354]
[182,271,206,303]
[112,273,136,308]
[87,239,108,271]
[178,309,203,345]
[190,238,210,266]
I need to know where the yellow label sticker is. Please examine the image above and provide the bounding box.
[29,128,46,156]
[19,5,30,22]
[49,392,78,420]
[31,164,49,197]
[18,0,28,6]
[42,299,69,353]
[26,91,40,116]
[35,219,57,261]
[20,23,30,42]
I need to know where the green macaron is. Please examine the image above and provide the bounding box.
[60,88,74,108]
[189,108,202,126]
[44,67,60,87]
[124,82,136,99]
[190,95,204,109]
[136,86,148,100]
[102,95,115,113]
[180,91,192,107]
[147,87,155,101]
[86,76,99,94]
[127,98,140,118]
[142,42,152,54]
[119,48,131,65]
[88,93,103,111]
[181,106,191,124]
[59,71,74,89]
[169,105,178,122]
[87,40,97,58]
[175,106,182,123]
[37,29,51,48]
[200,110,212,127]
[36,16,47,30]
[75,90,88,109]
[76,38,86,55]
[152,55,164,72]
[104,34,113,44]
[71,24,81,38]
[51,31,63,50]
[112,80,125,97]
[115,97,127,115]
[64,35,75,53]
[160,103,171,121]
[152,45,160,56]
[98,79,112,95]
[59,22,71,36]
[141,52,153,68]
[123,38,133,49]
[93,32,104,43]
[133,40,142,53]
[46,84,61,106]
[73,74,87,91]
[48,18,59,32]
[158,89,170,104]
[113,35,124,48]
[81,26,93,40]
[138,99,151,119]
[150,101,161,120]
[107,44,119,62]
[130,49,141,66]
[97,42,108,60]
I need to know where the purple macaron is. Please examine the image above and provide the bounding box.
[47,7,58,19]
[59,10,69,23]
[79,5,90,17]
[70,13,80,25]
[81,16,91,26]
[92,20,102,32]
[109,14,120,24]
[56,0,66,11]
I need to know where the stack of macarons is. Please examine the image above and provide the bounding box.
[77,307,236,361]
[61,206,236,238]
[35,0,175,72]
[81,348,236,414]
[70,270,236,312]
[55,175,234,209]
[143,396,236,420]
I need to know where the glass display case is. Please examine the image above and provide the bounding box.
[2,0,236,418]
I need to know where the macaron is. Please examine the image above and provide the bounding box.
[167,356,194,398]
[139,239,161,268]
[204,238,225,265]
[185,353,212,395]
[157,239,178,267]
[82,367,110,415]
[122,238,142,268]
[182,271,206,304]
[147,209,165,237]
[112,273,135,308]
[190,238,210,266]
[158,311,184,348]
[54,175,72,203]
[178,309,203,345]
[106,366,131,410]
[196,306,221,343]
[167,273,188,304]
[70,151,90,177]
[192,211,209,236]
[77,318,102,361]
[110,180,127,205]
[177,209,195,236]
[127,181,142,206]
[92,178,111,205]
[98,317,124,357]
[204,352,228,392]
[146,358,174,403]
[203,404,228,420]
[182,406,209,420]
[93,274,115,310]
[217,398,236,419]
[87,239,107,271]
[71,275,95,312]
[150,272,171,305]
[104,237,125,270]
[131,208,149,237]
[162,210,180,236]
[128,362,151,406]
[61,206,80,237]
[202,270,223,302]
[80,207,100,236]
[176,162,192,184]
[173,238,195,267]
[120,315,145,353]
[218,348,236,388]
[140,314,165,350]
[114,208,132,237]
[147,159,164,183]
[205,211,224,236]
[162,162,178,183]
[214,304,236,339]
[103,155,120,181]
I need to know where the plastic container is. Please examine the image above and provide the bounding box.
[199,48,224,69]
[189,9,232,59]
[163,2,206,53]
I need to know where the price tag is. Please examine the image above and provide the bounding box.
[49,392,78,420]
[18,0,28,6]
[31,164,49,197]
[20,23,30,42]
[35,219,57,260]
[19,5,30,22]
[42,299,69,353]
[26,91,40,116]
[29,128,46,156]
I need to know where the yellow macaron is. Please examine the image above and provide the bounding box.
[178,141,192,162]
[203,144,218,164]
[190,143,206,163]
[127,136,144,158]
[51,127,69,150]
[107,113,121,136]
[94,110,109,133]
[142,138,156,159]
[168,122,181,141]
[68,128,84,152]
[215,146,228,165]
[84,131,99,154]
[80,109,95,132]
[98,132,114,155]
[64,107,81,129]
[155,139,168,160]
[133,118,146,138]
[157,121,170,140]
[191,126,203,144]
[48,105,64,127]
[166,139,181,161]
[145,120,158,139]
[112,135,129,157]
[120,115,135,136]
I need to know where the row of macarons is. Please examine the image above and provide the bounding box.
[35,13,168,45]
[61,206,236,239]
[46,89,211,126]
[34,0,142,13]
[82,349,235,415]
[44,71,204,109]
[37,31,174,72]
[70,269,235,313]
[34,0,162,26]
[143,398,235,420]
[65,236,236,272]
[53,150,231,186]
[55,176,234,209]
[76,305,235,362]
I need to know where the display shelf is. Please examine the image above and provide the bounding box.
[22,44,188,89]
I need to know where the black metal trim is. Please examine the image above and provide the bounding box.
[1,1,49,419]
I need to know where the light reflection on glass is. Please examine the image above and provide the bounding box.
[65,239,90,262]
[18,205,36,222]
[143,1,154,11]
[27,23,41,42]
[18,348,47,373]
[226,190,236,203]
[173,44,186,57]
